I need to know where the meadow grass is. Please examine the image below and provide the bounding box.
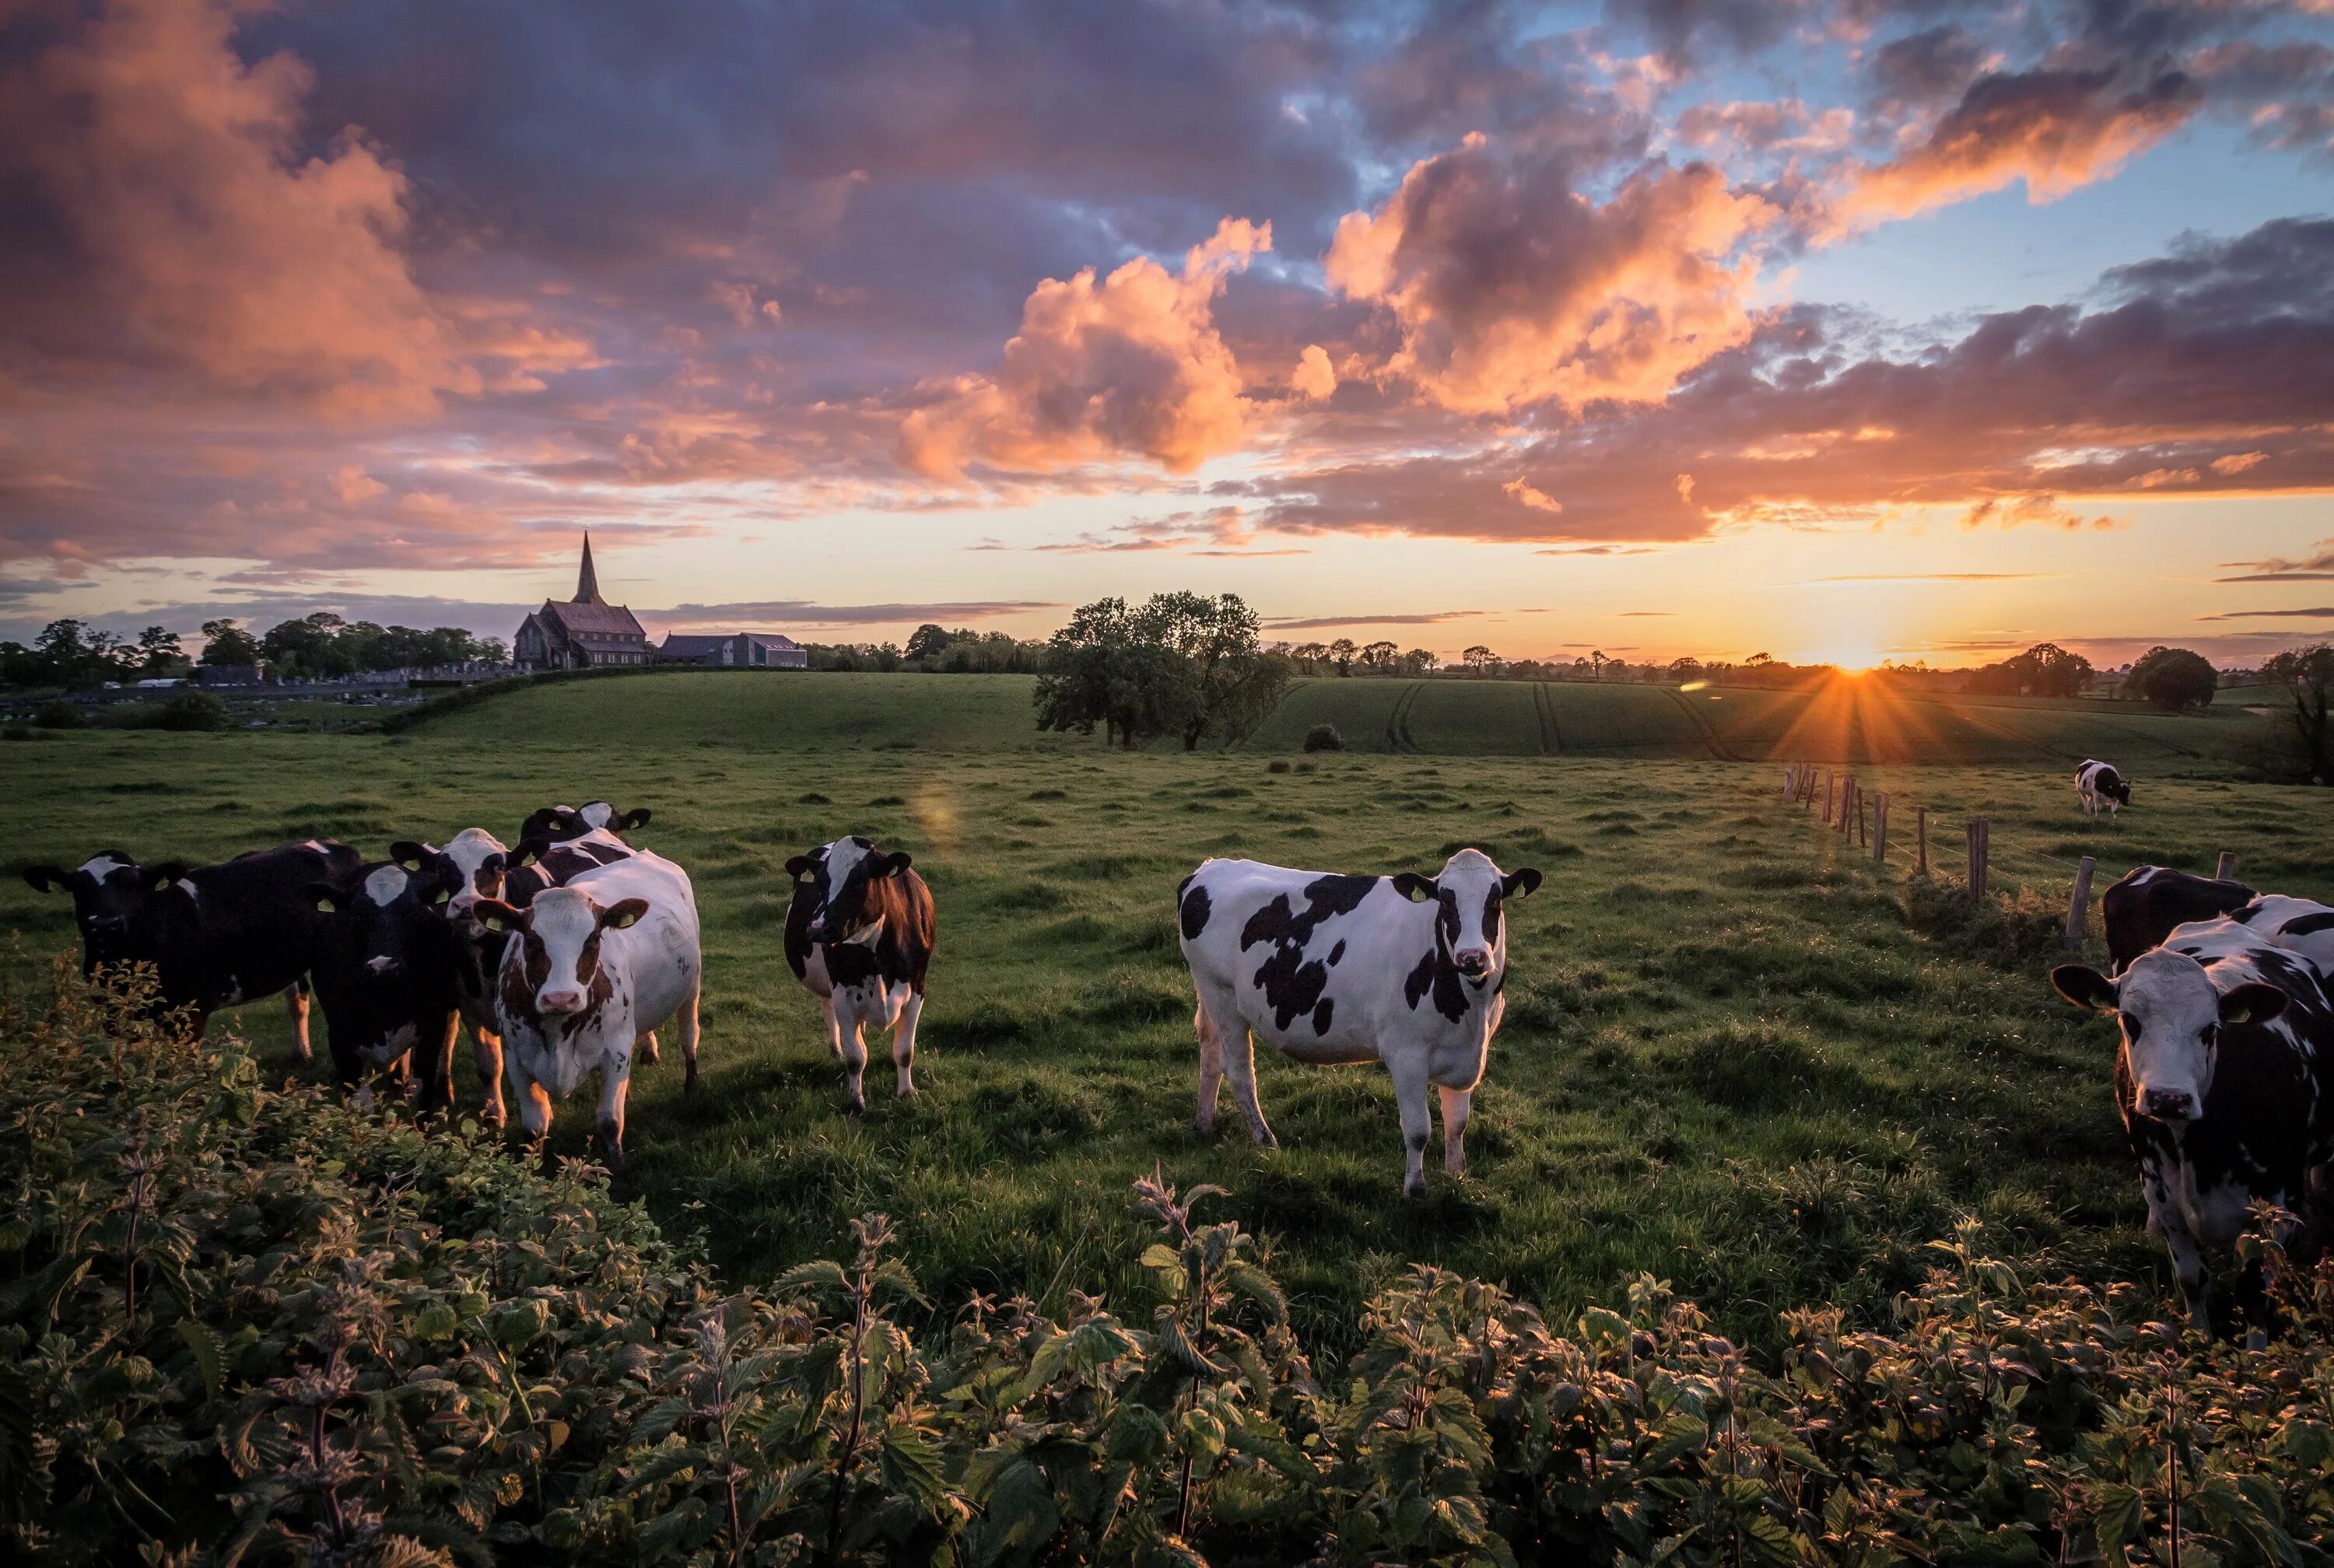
[2,680,2325,1362]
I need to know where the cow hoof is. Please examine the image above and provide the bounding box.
[685,1069,699,1094]
[1404,1177,1427,1200]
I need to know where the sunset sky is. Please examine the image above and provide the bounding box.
[5,0,2334,667]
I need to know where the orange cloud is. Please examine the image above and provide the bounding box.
[1325,135,1774,415]
[900,217,1270,478]
[0,0,471,415]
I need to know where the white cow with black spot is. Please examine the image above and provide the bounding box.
[1176,847,1541,1196]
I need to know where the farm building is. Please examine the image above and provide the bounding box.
[656,632,807,669]
[513,534,649,671]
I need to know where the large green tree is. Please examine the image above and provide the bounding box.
[2125,645,2217,712]
[198,618,262,667]
[2262,643,2333,782]
[1033,592,1286,751]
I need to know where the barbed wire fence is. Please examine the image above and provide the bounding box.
[1775,761,2244,955]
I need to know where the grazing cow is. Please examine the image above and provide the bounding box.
[2101,865,2255,975]
[783,837,936,1111]
[2076,759,2134,818]
[2052,919,2334,1335]
[517,801,650,848]
[307,859,467,1112]
[474,850,701,1178]
[1176,847,1542,1197]
[22,840,360,1055]
[391,831,520,1122]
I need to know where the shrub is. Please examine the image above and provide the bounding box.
[152,691,229,731]
[1301,723,1344,753]
[1901,874,2067,966]
[33,698,81,730]
[11,971,2334,1566]
[1266,759,1291,774]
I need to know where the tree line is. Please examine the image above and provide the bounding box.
[0,613,504,690]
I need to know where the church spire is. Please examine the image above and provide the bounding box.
[574,530,607,605]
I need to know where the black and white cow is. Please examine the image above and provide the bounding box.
[2052,918,2334,1335]
[503,824,637,906]
[307,859,468,1112]
[1176,848,1542,1197]
[516,801,650,849]
[474,849,702,1178]
[783,837,936,1111]
[21,840,360,1055]
[2101,865,2255,975]
[2076,759,2134,818]
[390,829,519,1122]
[2233,894,2334,973]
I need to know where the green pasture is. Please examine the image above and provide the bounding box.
[2,674,2325,1357]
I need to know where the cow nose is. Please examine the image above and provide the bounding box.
[1455,948,1491,976]
[539,988,585,1015]
[366,955,398,975]
[88,915,124,932]
[2140,1087,2199,1122]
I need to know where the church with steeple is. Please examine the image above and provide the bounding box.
[511,533,650,672]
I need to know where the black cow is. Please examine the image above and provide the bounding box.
[22,840,361,1055]
[2052,918,2334,1337]
[783,836,937,1112]
[516,801,651,849]
[2101,865,2255,975]
[307,859,468,1113]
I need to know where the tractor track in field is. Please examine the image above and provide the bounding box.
[1532,683,1564,755]
[1386,682,1423,752]
[1664,686,1743,761]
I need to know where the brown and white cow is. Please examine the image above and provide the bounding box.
[783,836,936,1112]
[1176,847,1541,1196]
[473,849,701,1179]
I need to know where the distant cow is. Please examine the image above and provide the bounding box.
[2052,919,2334,1335]
[783,836,936,1111]
[307,859,467,1112]
[2101,865,2255,975]
[1177,848,1542,1197]
[475,850,701,1178]
[22,840,360,1055]
[2076,759,2133,818]
[391,830,519,1122]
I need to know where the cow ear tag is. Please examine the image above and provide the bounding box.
[433,888,451,906]
[314,894,337,914]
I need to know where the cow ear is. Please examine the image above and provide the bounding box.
[22,865,66,893]
[1502,868,1543,898]
[509,838,544,869]
[471,898,524,934]
[2050,964,2118,1013]
[389,839,434,870]
[145,862,189,891]
[879,851,913,877]
[306,880,343,915]
[2219,982,2288,1027]
[620,807,652,830]
[1390,873,1438,901]
[784,855,814,879]
[599,897,650,931]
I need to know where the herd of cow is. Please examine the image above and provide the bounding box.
[17,776,2334,1337]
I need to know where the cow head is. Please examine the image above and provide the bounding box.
[2052,954,2288,1122]
[21,851,187,974]
[475,887,648,1020]
[517,801,650,846]
[2107,775,2133,807]
[1392,849,1542,982]
[310,860,460,980]
[786,836,913,947]
[392,828,510,919]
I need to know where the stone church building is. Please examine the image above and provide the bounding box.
[512,534,650,672]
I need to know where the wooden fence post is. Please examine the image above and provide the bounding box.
[1915,806,1928,875]
[2064,855,2096,951]
[2216,851,2238,882]
[1968,817,1989,899]
[1874,792,1890,866]
[1824,770,1835,824]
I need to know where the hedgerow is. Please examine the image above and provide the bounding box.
[8,966,2334,1566]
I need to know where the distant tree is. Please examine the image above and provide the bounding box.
[2262,644,2333,782]
[132,626,186,679]
[1403,648,1437,675]
[2126,645,2218,713]
[1461,645,1496,676]
[199,618,263,667]
[2021,642,2094,698]
[261,612,352,678]
[1359,639,1399,671]
[904,623,951,661]
[1034,592,1285,750]
[1327,638,1358,676]
[1589,650,1607,679]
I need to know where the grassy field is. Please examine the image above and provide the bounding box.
[3,676,2326,1360]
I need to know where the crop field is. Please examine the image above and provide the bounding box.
[3,676,2326,1360]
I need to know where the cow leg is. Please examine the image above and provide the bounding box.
[1390,1055,1433,1199]
[1439,1084,1473,1177]
[596,1054,632,1181]
[677,982,702,1094]
[2164,1226,2211,1334]
[835,993,869,1113]
[284,980,314,1064]
[422,1011,460,1116]
[1193,1003,1224,1136]
[636,1028,660,1066]
[473,1024,506,1129]
[892,988,922,1099]
[510,1053,554,1163]
[1214,1007,1276,1150]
